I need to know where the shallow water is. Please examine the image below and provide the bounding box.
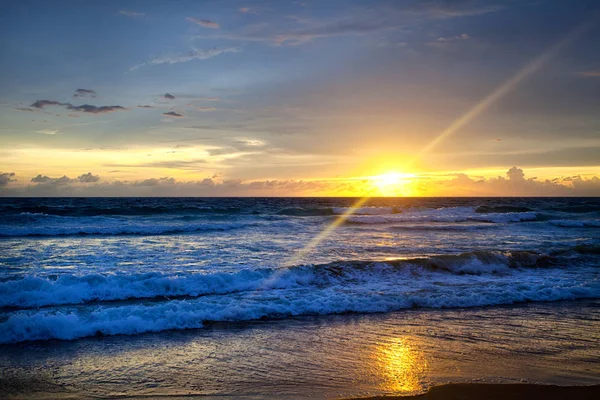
[1,300,599,398]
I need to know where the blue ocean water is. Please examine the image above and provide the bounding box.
[0,197,599,344]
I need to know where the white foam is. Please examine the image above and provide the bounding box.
[1,265,597,344]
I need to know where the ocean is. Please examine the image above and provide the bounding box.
[1,197,599,398]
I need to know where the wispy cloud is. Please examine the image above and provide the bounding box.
[579,69,600,77]
[186,17,220,28]
[119,10,145,18]
[196,1,501,46]
[434,33,470,43]
[36,129,59,135]
[130,47,240,71]
[239,7,257,14]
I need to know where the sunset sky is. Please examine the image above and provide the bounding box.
[1,0,600,196]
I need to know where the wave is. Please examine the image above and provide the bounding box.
[549,220,600,228]
[333,207,402,215]
[1,252,597,343]
[0,204,248,217]
[0,221,254,237]
[388,223,493,231]
[276,207,335,216]
[346,207,539,224]
[0,250,585,309]
[475,206,533,213]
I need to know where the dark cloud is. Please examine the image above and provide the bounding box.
[31,100,67,109]
[77,172,100,183]
[15,107,35,112]
[0,172,16,186]
[137,105,154,108]
[67,104,126,114]
[164,93,175,100]
[163,111,184,118]
[186,17,220,28]
[73,89,97,98]
[30,174,74,185]
[30,100,127,114]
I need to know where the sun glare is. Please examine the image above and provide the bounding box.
[372,172,415,196]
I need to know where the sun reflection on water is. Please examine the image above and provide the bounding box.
[374,337,428,394]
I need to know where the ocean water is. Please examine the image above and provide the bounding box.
[0,197,598,345]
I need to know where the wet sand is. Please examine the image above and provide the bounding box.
[355,383,600,400]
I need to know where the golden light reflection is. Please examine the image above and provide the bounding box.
[374,338,428,394]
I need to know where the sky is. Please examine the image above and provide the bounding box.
[1,0,600,196]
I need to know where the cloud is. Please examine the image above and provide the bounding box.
[197,107,217,112]
[0,172,16,186]
[186,17,219,28]
[119,10,145,18]
[137,105,154,108]
[30,100,127,114]
[434,33,470,43]
[130,47,240,71]
[163,111,184,118]
[31,100,66,109]
[133,177,176,187]
[30,174,74,185]
[200,1,500,45]
[239,7,256,14]
[15,107,35,112]
[67,104,126,114]
[164,93,175,100]
[579,69,600,77]
[4,167,600,197]
[73,89,97,98]
[77,172,100,183]
[36,129,59,135]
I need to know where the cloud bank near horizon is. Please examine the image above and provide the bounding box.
[1,167,599,197]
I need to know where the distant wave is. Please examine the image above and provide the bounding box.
[549,220,600,228]
[475,206,533,213]
[346,207,539,224]
[1,249,598,343]
[0,221,255,237]
[276,207,335,216]
[0,204,245,217]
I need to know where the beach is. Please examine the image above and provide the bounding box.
[1,197,599,398]
[2,300,599,398]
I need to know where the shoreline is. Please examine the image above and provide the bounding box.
[350,384,600,400]
[4,383,600,399]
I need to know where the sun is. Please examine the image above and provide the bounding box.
[372,172,416,196]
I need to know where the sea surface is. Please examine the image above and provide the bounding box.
[0,197,599,397]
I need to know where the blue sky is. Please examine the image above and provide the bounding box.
[1,0,600,196]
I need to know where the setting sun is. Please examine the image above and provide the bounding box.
[372,172,416,196]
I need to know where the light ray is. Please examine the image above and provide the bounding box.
[410,16,597,166]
